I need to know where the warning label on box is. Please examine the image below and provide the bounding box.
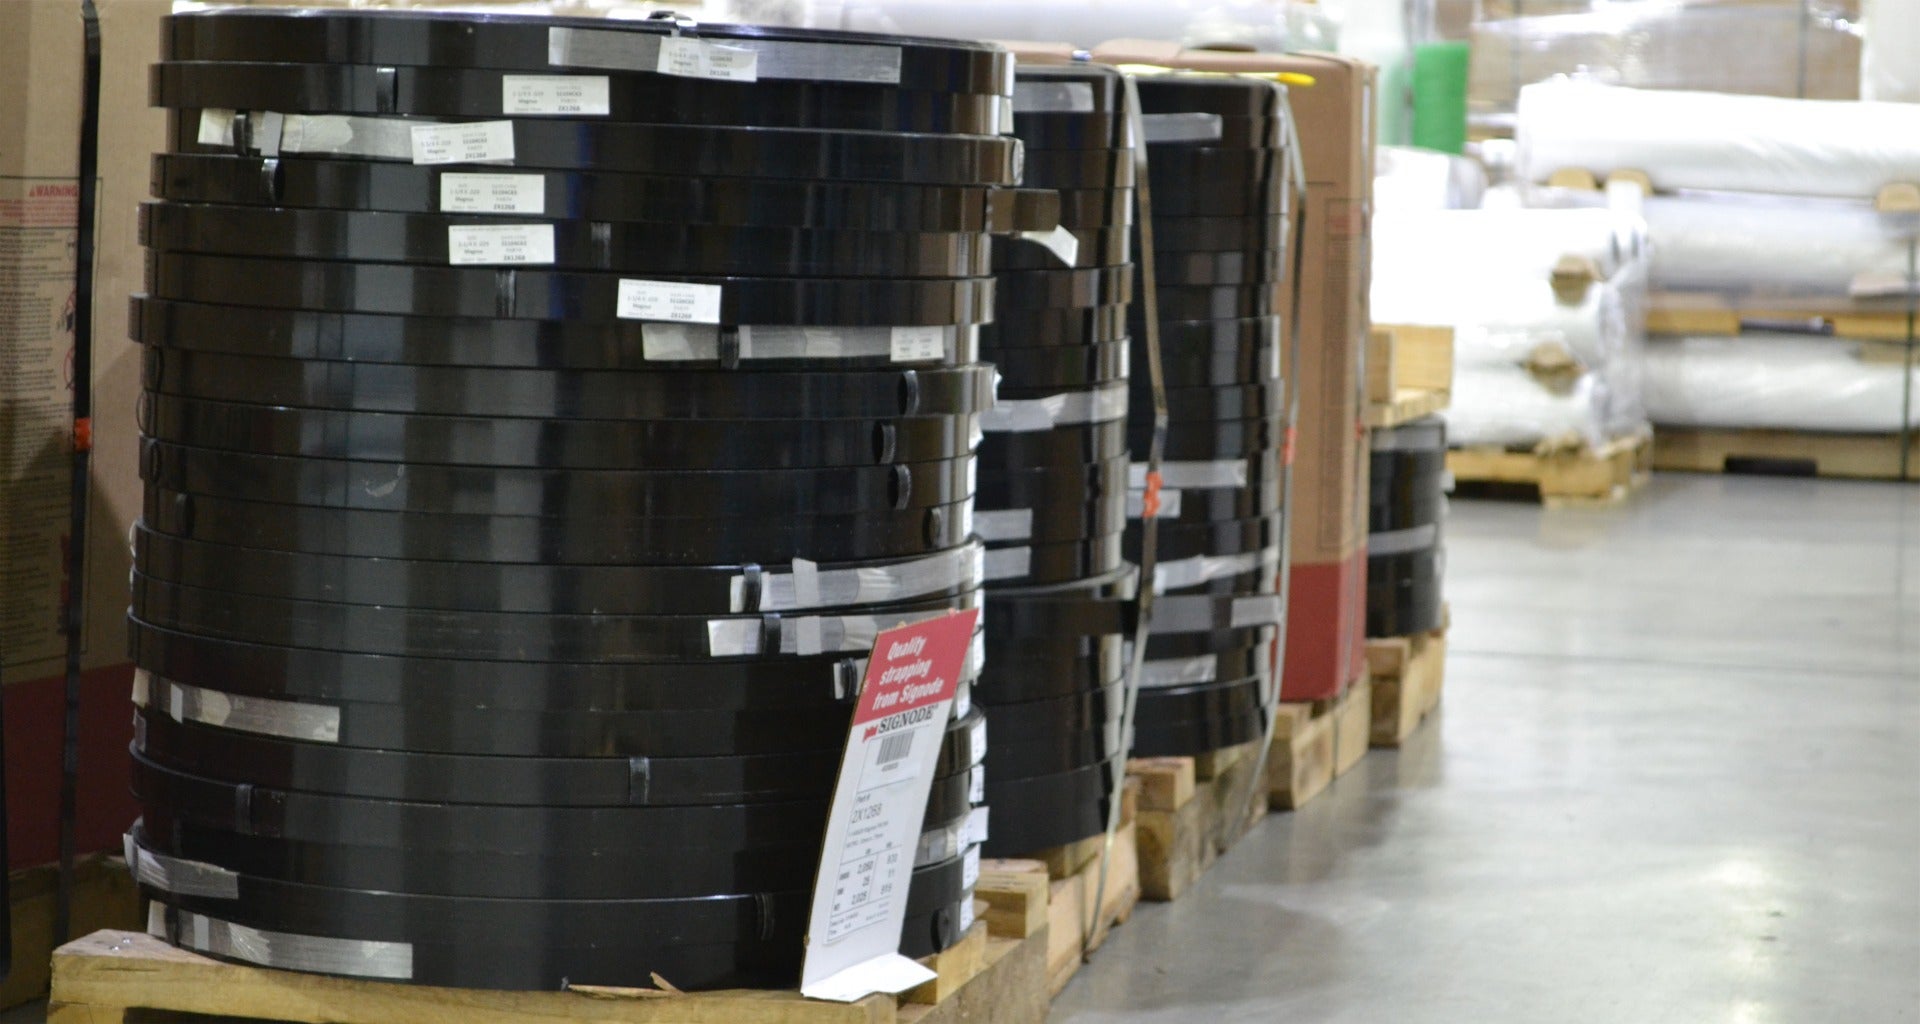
[0,177,79,669]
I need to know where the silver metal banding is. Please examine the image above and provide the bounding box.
[134,670,342,743]
[124,834,241,900]
[547,27,904,85]
[1013,81,1095,113]
[727,543,986,612]
[150,903,414,980]
[1141,112,1224,144]
[981,546,1033,582]
[973,508,1034,543]
[1152,548,1278,594]
[1130,458,1249,490]
[1126,487,1182,518]
[979,382,1127,433]
[1369,522,1443,557]
[706,611,987,658]
[1137,654,1220,689]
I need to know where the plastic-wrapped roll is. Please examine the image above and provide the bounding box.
[1445,364,1615,449]
[793,0,1295,51]
[1372,207,1639,282]
[1528,187,1920,302]
[1371,275,1629,372]
[1643,334,1920,433]
[1515,80,1920,201]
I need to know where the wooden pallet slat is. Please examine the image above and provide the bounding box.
[1129,741,1269,903]
[1368,624,1448,748]
[49,907,1050,1024]
[1265,703,1335,811]
[1653,427,1919,482]
[1448,431,1653,507]
[1366,324,1454,429]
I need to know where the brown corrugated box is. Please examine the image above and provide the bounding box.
[1088,44,1373,703]
[2,0,168,871]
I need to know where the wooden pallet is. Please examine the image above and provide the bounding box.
[1368,618,1448,748]
[1126,742,1270,902]
[1654,427,1919,482]
[1366,324,1454,429]
[2,855,143,1010]
[1263,673,1374,810]
[1647,293,1920,351]
[49,911,1048,1024]
[1448,431,1653,507]
[975,779,1140,998]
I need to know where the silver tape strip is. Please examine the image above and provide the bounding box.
[154,905,413,980]
[707,610,981,657]
[1137,654,1219,689]
[982,546,1032,582]
[1129,459,1249,490]
[125,836,241,900]
[973,508,1034,543]
[639,323,965,362]
[1147,593,1283,635]
[1230,595,1285,629]
[134,670,341,743]
[916,819,965,867]
[1153,548,1278,594]
[1368,522,1442,558]
[728,544,985,612]
[964,805,990,846]
[1142,112,1224,143]
[199,109,423,160]
[1013,81,1095,113]
[548,27,903,84]
[979,382,1127,433]
[1125,487,1182,518]
[1370,419,1447,453]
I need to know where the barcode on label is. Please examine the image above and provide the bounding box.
[875,731,914,765]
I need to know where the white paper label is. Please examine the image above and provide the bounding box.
[501,75,611,116]
[968,765,985,804]
[197,109,236,145]
[657,36,760,82]
[616,279,724,323]
[409,121,515,165]
[958,895,977,933]
[889,326,945,362]
[439,173,546,215]
[800,612,977,1002]
[962,846,981,890]
[445,224,555,266]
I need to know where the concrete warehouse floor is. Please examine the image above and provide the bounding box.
[1052,473,1920,1023]
[3,475,1913,1024]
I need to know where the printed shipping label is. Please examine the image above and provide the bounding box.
[800,610,980,1002]
[440,173,546,215]
[501,75,611,115]
[409,121,515,165]
[446,224,556,266]
[657,36,760,82]
[616,279,724,323]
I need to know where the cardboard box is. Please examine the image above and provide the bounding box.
[1,0,166,870]
[1090,45,1372,703]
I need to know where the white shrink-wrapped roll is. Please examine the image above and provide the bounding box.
[1371,269,1629,370]
[1516,79,1920,200]
[1373,206,1637,279]
[1863,0,1920,103]
[1375,146,1488,212]
[1445,364,1614,449]
[1644,334,1920,433]
[1526,187,1919,302]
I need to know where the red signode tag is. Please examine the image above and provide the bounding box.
[851,609,978,729]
